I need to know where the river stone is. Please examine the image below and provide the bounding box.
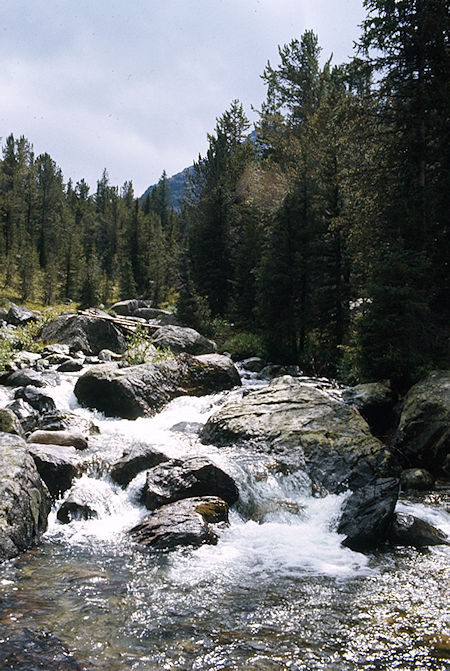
[151,325,217,355]
[27,429,88,451]
[0,432,51,560]
[337,477,399,551]
[56,478,115,523]
[239,357,266,373]
[15,385,57,413]
[6,367,48,388]
[27,443,80,498]
[6,398,39,434]
[342,382,396,436]
[109,443,170,487]
[74,353,240,419]
[201,377,396,493]
[394,370,450,475]
[57,358,85,372]
[387,512,449,547]
[141,456,239,510]
[40,312,127,355]
[129,496,228,550]
[400,468,435,491]
[0,407,22,435]
[0,625,87,671]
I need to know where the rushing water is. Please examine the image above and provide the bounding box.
[0,368,449,670]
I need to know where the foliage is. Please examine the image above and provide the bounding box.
[220,331,267,362]
[0,320,45,374]
[124,324,172,366]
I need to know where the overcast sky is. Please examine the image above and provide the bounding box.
[1,0,366,196]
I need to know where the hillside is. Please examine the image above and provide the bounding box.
[140,165,194,210]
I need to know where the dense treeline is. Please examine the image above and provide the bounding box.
[1,0,448,391]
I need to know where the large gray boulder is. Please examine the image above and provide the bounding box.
[342,382,396,437]
[129,496,229,550]
[40,312,127,355]
[6,302,38,326]
[0,433,51,560]
[74,353,240,419]
[152,325,217,355]
[202,377,396,493]
[110,299,151,316]
[141,456,239,510]
[394,370,449,475]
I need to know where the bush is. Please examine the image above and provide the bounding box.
[221,331,267,361]
[124,325,173,366]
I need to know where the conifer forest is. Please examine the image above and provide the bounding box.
[1,0,448,392]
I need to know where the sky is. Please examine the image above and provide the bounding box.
[1,0,366,196]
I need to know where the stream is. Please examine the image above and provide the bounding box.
[0,367,449,670]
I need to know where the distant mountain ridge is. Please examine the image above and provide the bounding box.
[140,165,194,211]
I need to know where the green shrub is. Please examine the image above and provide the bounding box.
[221,331,267,361]
[124,325,173,366]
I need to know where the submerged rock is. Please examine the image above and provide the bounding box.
[394,370,450,476]
[109,443,169,487]
[74,353,240,419]
[141,456,239,510]
[0,624,87,671]
[40,312,127,355]
[129,496,229,550]
[151,325,217,355]
[56,478,116,524]
[337,478,399,551]
[202,377,396,493]
[0,432,51,560]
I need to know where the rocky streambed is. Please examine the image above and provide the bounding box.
[0,306,449,670]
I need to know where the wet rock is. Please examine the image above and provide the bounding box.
[141,456,239,510]
[0,625,88,671]
[129,496,228,550]
[74,353,240,419]
[28,444,80,498]
[151,325,217,355]
[387,512,448,547]
[239,357,266,372]
[110,299,151,316]
[6,398,39,434]
[6,368,48,388]
[109,444,169,487]
[40,312,127,355]
[37,410,72,432]
[56,478,115,523]
[15,385,57,414]
[170,421,203,434]
[27,429,88,451]
[202,377,396,494]
[342,382,396,437]
[400,468,435,491]
[6,302,38,326]
[394,370,449,475]
[337,478,399,551]
[0,432,51,560]
[260,364,302,379]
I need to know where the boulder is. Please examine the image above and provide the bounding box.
[40,312,127,355]
[27,443,80,498]
[394,370,450,475]
[6,303,37,326]
[6,368,48,388]
[0,407,22,435]
[134,307,179,325]
[202,377,396,493]
[129,496,229,550]
[400,468,435,491]
[337,478,399,551]
[0,432,51,560]
[74,353,240,419]
[151,325,217,355]
[342,382,396,436]
[239,357,266,373]
[387,512,449,547]
[140,456,239,510]
[56,478,116,523]
[109,443,169,487]
[15,385,57,414]
[57,359,84,372]
[110,299,151,316]
[27,429,88,451]
[6,398,39,434]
